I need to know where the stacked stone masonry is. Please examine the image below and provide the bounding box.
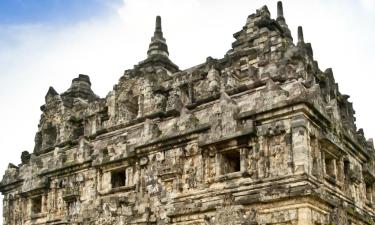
[1,2,375,225]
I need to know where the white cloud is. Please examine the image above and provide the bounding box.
[359,0,375,13]
[0,0,374,223]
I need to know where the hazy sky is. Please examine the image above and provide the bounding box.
[0,0,374,222]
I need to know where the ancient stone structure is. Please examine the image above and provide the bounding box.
[1,2,375,225]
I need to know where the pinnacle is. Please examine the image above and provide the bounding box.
[298,26,305,45]
[147,15,169,58]
[277,1,284,22]
[46,86,58,97]
[155,15,162,34]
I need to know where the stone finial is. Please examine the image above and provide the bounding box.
[298,26,304,45]
[61,74,99,102]
[147,15,169,58]
[276,1,292,40]
[21,151,31,164]
[44,86,59,104]
[68,74,93,93]
[136,15,179,72]
[74,74,92,85]
[277,1,285,21]
[155,15,162,33]
[45,86,58,97]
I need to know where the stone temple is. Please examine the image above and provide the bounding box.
[1,2,375,225]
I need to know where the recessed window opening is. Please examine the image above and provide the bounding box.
[325,154,336,178]
[31,196,42,214]
[222,150,241,174]
[111,170,126,188]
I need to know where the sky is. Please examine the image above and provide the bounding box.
[0,0,374,223]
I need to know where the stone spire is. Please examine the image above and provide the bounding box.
[147,16,169,58]
[297,26,304,45]
[135,16,179,73]
[276,1,292,40]
[277,1,285,23]
[43,86,59,106]
[61,74,99,106]
[45,87,58,99]
[297,25,313,56]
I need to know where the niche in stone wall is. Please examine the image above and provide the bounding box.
[323,151,337,184]
[310,136,320,178]
[42,123,57,148]
[67,199,81,216]
[118,90,139,121]
[221,149,241,174]
[72,121,84,139]
[111,169,126,189]
[365,182,373,204]
[203,137,250,183]
[320,140,346,187]
[342,158,352,194]
[31,196,42,215]
[326,158,335,177]
[99,163,135,195]
[179,84,191,105]
[128,96,139,117]
[363,161,375,206]
[344,159,350,178]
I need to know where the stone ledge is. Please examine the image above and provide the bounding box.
[99,185,136,196]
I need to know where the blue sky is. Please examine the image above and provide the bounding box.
[0,0,122,25]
